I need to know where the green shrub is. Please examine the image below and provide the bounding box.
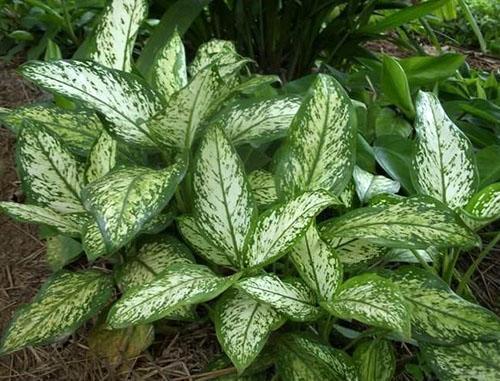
[0,1,499,379]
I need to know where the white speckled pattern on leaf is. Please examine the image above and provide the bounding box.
[85,130,117,183]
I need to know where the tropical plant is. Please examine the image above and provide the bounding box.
[1,1,499,380]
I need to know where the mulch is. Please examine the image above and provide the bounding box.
[0,58,223,380]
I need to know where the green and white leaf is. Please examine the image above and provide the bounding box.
[463,183,500,229]
[387,266,500,344]
[189,40,245,79]
[322,273,411,336]
[116,236,194,291]
[82,162,185,251]
[386,247,439,263]
[291,225,342,302]
[146,29,187,102]
[82,219,108,261]
[0,270,112,355]
[192,126,256,268]
[212,96,301,146]
[46,235,82,271]
[214,289,284,372]
[320,196,479,249]
[353,339,396,381]
[236,275,320,321]
[0,105,101,155]
[421,341,500,381]
[248,170,278,209]
[107,263,237,328]
[84,0,147,71]
[413,91,478,209]
[18,125,85,213]
[177,215,233,267]
[20,60,162,146]
[244,190,337,268]
[353,166,400,203]
[321,236,387,270]
[85,130,117,183]
[276,333,359,381]
[276,74,355,197]
[140,210,175,235]
[0,202,82,236]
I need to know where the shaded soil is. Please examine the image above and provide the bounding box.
[0,59,222,380]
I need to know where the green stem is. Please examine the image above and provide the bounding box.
[443,248,460,285]
[61,0,78,45]
[457,231,500,294]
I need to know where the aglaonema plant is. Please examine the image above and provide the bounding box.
[1,1,500,380]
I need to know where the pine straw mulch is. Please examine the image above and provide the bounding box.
[0,58,225,380]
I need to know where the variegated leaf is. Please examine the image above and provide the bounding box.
[321,236,387,270]
[116,236,194,291]
[463,183,500,230]
[140,210,175,235]
[82,219,108,261]
[0,105,101,155]
[413,91,478,209]
[83,0,147,71]
[192,126,256,268]
[0,270,112,355]
[232,74,281,96]
[387,266,500,344]
[322,273,411,336]
[353,166,400,203]
[88,323,154,367]
[107,263,237,328]
[236,275,320,321]
[146,29,187,102]
[177,215,233,267]
[248,170,278,209]
[82,162,185,251]
[0,202,82,236]
[214,289,284,372]
[276,333,359,381]
[148,66,228,150]
[320,196,479,249]
[244,191,339,268]
[276,74,355,197]
[85,130,117,183]
[20,60,162,146]
[18,125,85,213]
[212,96,301,146]
[421,341,500,381]
[46,235,82,271]
[353,339,396,381]
[189,40,244,78]
[291,225,342,302]
[386,247,438,263]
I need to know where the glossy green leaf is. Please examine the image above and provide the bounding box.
[177,215,233,267]
[17,125,85,213]
[381,55,414,118]
[46,235,82,271]
[290,225,342,302]
[353,339,396,381]
[20,60,162,147]
[236,275,320,322]
[0,105,101,155]
[0,270,112,355]
[413,91,478,209]
[146,29,187,102]
[320,196,479,249]
[276,333,359,381]
[192,126,256,268]
[80,0,147,71]
[399,54,465,86]
[248,170,278,209]
[244,190,337,268]
[476,145,500,188]
[214,289,284,372]
[107,263,237,328]
[0,202,82,237]
[212,96,301,146]
[85,130,117,183]
[465,183,500,223]
[82,162,185,251]
[353,166,400,203]
[322,273,411,336]
[374,107,412,138]
[421,341,500,381]
[276,74,354,197]
[387,266,500,344]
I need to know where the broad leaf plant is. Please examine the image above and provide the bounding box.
[0,1,499,380]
